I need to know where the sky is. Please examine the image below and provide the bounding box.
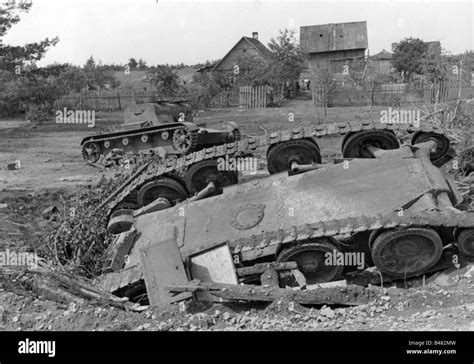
[2,0,473,67]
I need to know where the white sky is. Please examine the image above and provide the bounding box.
[2,0,473,66]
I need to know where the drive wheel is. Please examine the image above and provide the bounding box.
[371,228,443,277]
[137,177,188,207]
[267,139,321,174]
[82,142,102,163]
[277,238,343,285]
[185,159,238,195]
[342,130,399,158]
[172,127,198,154]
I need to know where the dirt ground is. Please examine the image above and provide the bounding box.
[0,98,473,331]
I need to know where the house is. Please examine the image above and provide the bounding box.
[300,21,368,79]
[198,32,272,79]
[368,49,394,74]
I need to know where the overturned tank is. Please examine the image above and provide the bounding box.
[99,120,454,226]
[97,133,474,302]
[80,101,240,163]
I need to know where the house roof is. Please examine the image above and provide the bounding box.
[300,21,368,53]
[242,37,273,60]
[212,36,273,71]
[370,49,392,60]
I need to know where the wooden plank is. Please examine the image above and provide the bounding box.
[165,281,376,306]
[189,243,238,302]
[236,262,297,277]
[140,237,191,308]
[291,269,307,288]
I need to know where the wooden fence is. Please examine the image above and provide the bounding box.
[209,89,239,108]
[55,86,270,111]
[238,85,271,108]
[313,81,474,108]
[54,89,163,112]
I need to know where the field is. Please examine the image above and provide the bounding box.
[0,98,473,331]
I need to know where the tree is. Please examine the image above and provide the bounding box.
[0,1,58,72]
[0,0,59,117]
[147,65,180,97]
[267,29,304,87]
[137,58,147,70]
[128,57,138,70]
[421,47,450,83]
[392,37,428,82]
[83,56,119,90]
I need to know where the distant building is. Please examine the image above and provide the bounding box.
[300,21,368,79]
[368,49,393,74]
[198,32,272,80]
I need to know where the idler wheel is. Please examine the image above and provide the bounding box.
[266,139,321,174]
[185,159,238,195]
[371,228,443,277]
[277,238,343,285]
[107,209,135,235]
[137,177,188,207]
[411,131,451,165]
[342,130,399,158]
[457,229,474,257]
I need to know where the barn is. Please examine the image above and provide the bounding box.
[368,49,394,75]
[300,21,368,79]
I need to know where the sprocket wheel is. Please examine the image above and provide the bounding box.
[371,228,443,277]
[82,142,102,163]
[266,139,321,174]
[172,127,198,154]
[185,159,238,195]
[137,177,188,207]
[277,238,343,285]
[342,130,399,158]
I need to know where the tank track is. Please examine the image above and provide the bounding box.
[103,120,449,216]
[98,208,474,294]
